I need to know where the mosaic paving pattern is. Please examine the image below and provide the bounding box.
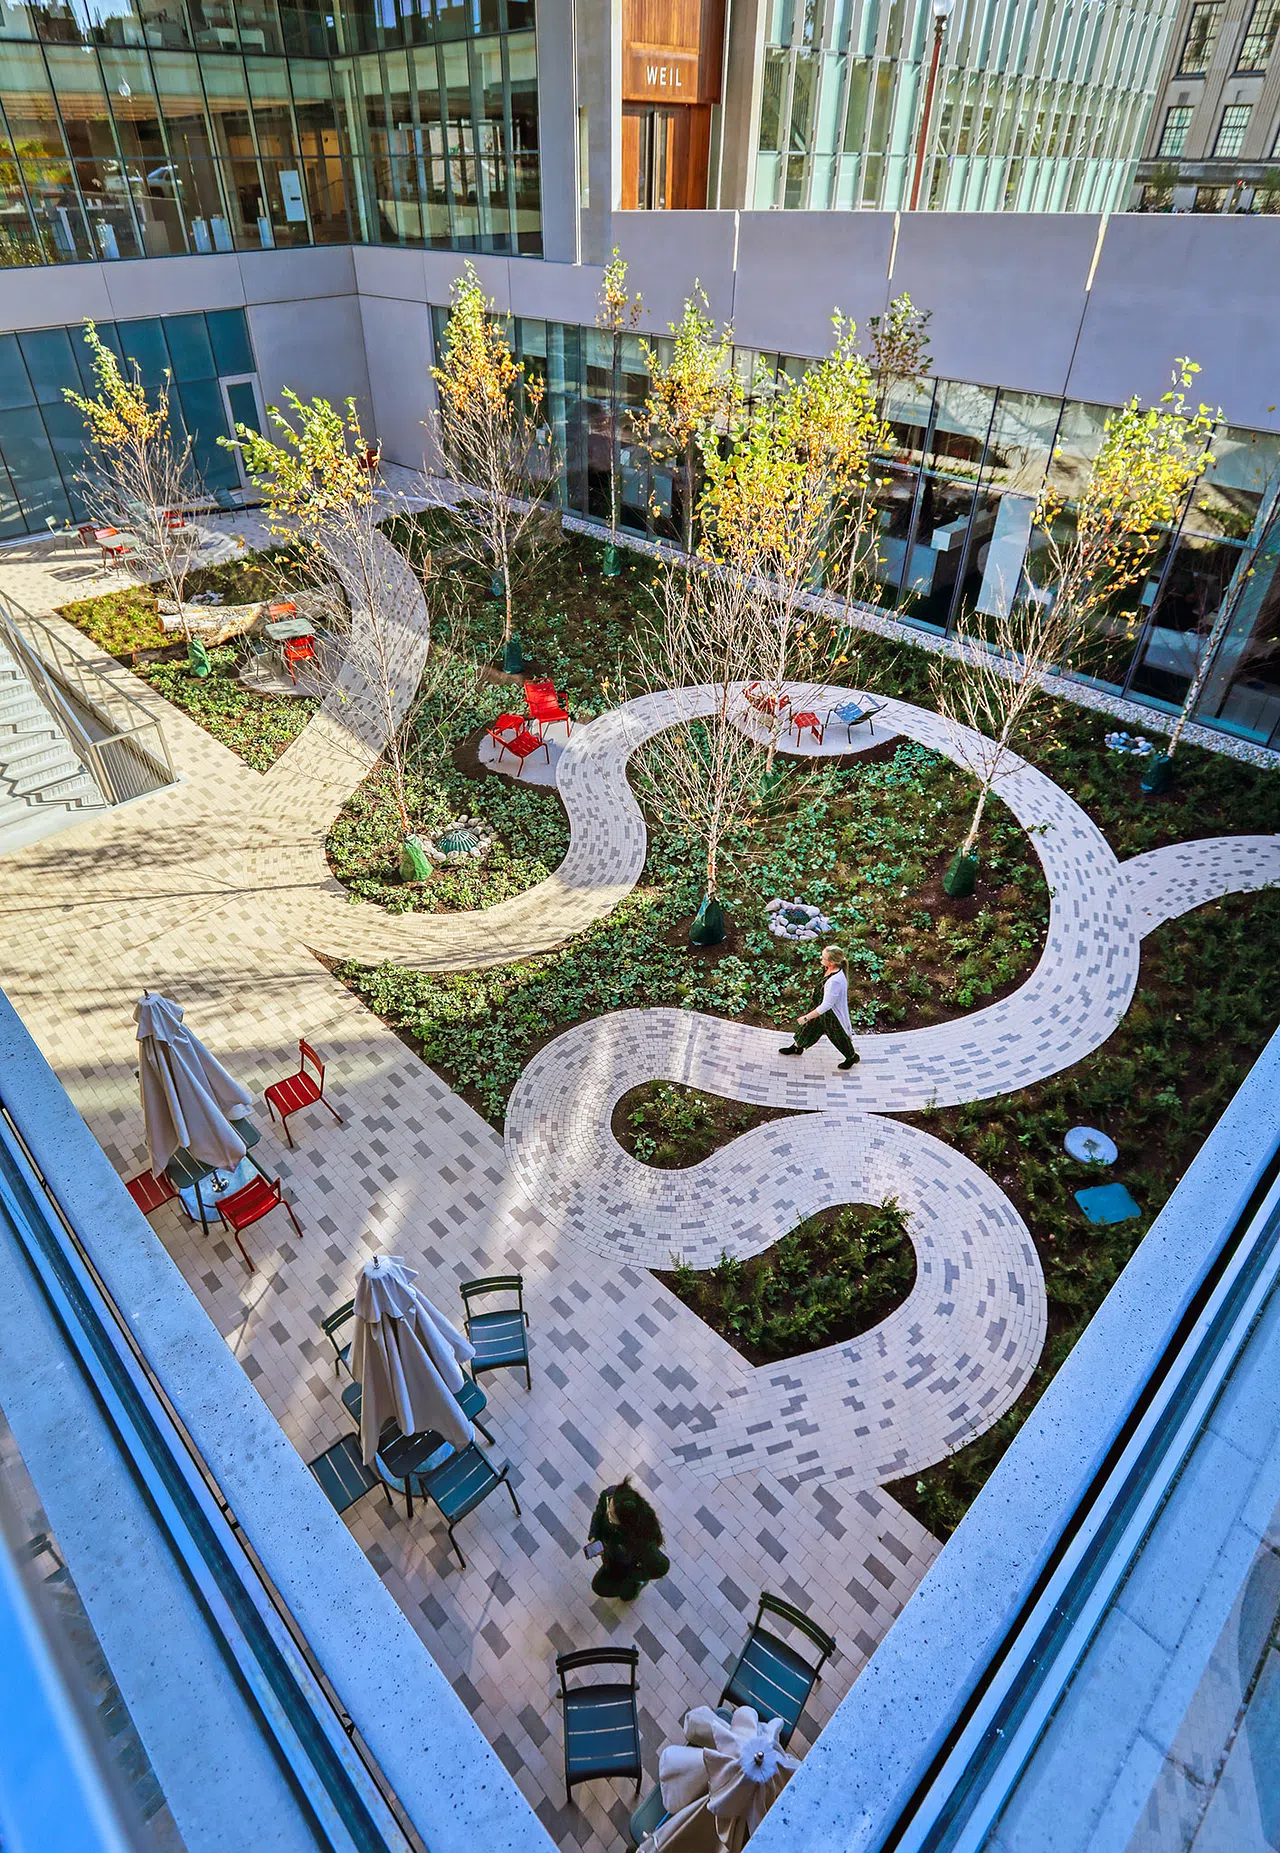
[1,518,1276,1853]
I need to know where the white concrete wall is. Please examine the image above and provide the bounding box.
[4,211,1280,465]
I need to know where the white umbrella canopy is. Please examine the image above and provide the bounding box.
[705,1712,798,1852]
[639,1709,798,1853]
[350,1256,476,1465]
[135,991,254,1175]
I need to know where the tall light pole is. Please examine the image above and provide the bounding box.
[908,0,955,212]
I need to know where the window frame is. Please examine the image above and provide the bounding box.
[1213,101,1253,157]
[1178,0,1224,74]
[1158,103,1195,156]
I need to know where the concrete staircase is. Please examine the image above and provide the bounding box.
[0,638,107,853]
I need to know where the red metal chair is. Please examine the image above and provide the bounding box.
[215,1174,302,1271]
[789,709,824,745]
[283,635,316,683]
[486,712,524,748]
[124,1170,178,1217]
[523,679,572,739]
[265,1039,343,1148]
[744,682,790,719]
[494,727,550,777]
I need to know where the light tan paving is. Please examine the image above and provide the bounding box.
[0,528,944,1851]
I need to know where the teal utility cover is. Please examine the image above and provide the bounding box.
[1075,1183,1141,1224]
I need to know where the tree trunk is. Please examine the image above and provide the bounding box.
[502,553,513,643]
[960,778,992,858]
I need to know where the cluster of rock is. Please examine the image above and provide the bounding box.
[402,817,495,879]
[766,897,833,941]
[1105,730,1155,756]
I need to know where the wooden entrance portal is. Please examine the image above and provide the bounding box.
[620,0,725,211]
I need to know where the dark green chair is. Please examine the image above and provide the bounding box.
[628,1783,668,1847]
[460,1275,531,1390]
[306,1434,386,1517]
[719,1594,836,1746]
[340,1375,494,1447]
[321,1300,355,1374]
[410,1443,520,1568]
[557,1647,643,1804]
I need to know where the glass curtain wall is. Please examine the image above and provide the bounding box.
[436,303,1280,749]
[755,0,1176,213]
[0,0,539,264]
[0,307,250,533]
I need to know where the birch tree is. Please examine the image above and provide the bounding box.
[628,560,763,944]
[935,361,1216,888]
[596,248,642,573]
[641,286,739,559]
[229,390,429,844]
[64,320,205,630]
[430,262,558,646]
[700,313,882,768]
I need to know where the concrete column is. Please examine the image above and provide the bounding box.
[535,0,579,263]
[717,0,767,210]
[576,0,623,265]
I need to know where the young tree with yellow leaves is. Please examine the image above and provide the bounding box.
[641,285,739,559]
[627,557,764,946]
[64,320,205,630]
[596,247,642,575]
[935,360,1217,891]
[430,262,557,653]
[700,313,883,769]
[230,390,433,847]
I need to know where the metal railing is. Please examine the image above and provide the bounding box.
[0,599,176,806]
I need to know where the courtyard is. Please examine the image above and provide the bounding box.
[1,422,1278,1847]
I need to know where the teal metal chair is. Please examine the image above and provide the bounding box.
[321,1300,355,1374]
[306,1434,386,1517]
[460,1275,531,1390]
[340,1375,494,1447]
[556,1647,643,1804]
[628,1783,668,1847]
[719,1594,836,1747]
[410,1443,520,1568]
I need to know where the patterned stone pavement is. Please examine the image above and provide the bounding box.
[0,528,943,1851]
[1,521,1276,1851]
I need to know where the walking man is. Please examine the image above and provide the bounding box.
[780,945,860,1070]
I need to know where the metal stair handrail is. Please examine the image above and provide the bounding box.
[0,598,175,807]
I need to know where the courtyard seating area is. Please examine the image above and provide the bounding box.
[1,509,1277,1852]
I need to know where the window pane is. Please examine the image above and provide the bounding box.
[0,406,73,526]
[0,336,36,411]
[175,377,237,484]
[1179,1,1223,73]
[16,326,79,403]
[1237,0,1280,69]
[1159,105,1193,156]
[162,312,216,380]
[206,308,253,376]
[1214,103,1251,157]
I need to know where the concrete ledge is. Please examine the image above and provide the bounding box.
[0,988,555,1853]
[749,1021,1280,1853]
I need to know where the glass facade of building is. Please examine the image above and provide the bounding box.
[0,307,256,531]
[434,304,1280,750]
[752,0,1176,212]
[0,0,539,267]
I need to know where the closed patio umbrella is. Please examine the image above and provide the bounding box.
[638,1709,798,1853]
[705,1712,798,1852]
[350,1255,475,1465]
[135,991,254,1176]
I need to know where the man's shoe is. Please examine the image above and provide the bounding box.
[838,1056,859,1069]
[779,1044,800,1056]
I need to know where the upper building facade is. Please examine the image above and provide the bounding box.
[0,0,1193,272]
[1130,0,1280,210]
[0,0,541,267]
[718,0,1180,215]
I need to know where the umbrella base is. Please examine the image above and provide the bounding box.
[175,1154,253,1223]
